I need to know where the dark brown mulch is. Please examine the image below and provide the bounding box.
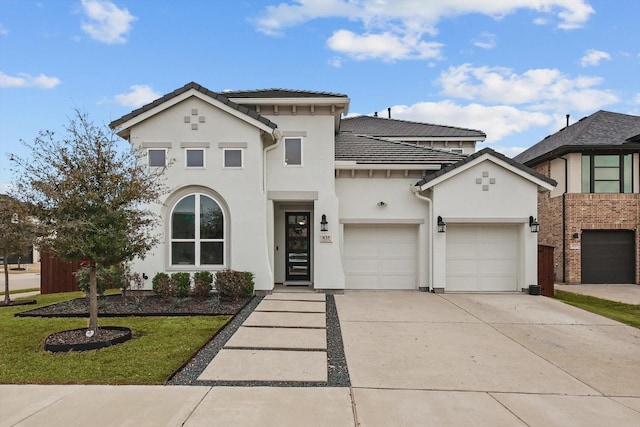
[17,294,252,317]
[46,328,126,345]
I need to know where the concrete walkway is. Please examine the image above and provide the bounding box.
[556,283,640,305]
[2,291,640,426]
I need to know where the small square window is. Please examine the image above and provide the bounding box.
[186,149,204,168]
[148,149,166,167]
[224,149,243,168]
[284,138,302,166]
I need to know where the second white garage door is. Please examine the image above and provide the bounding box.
[343,225,418,289]
[446,224,519,292]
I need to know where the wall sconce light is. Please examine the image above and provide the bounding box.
[437,216,446,233]
[377,201,387,207]
[320,214,328,232]
[572,233,579,239]
[529,216,540,233]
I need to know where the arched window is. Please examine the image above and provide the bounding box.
[171,194,224,266]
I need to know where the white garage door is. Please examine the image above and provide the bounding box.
[446,224,518,292]
[343,225,418,289]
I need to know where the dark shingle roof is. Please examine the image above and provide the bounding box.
[223,88,348,99]
[416,147,557,188]
[514,110,640,165]
[109,82,278,131]
[340,115,486,139]
[336,133,466,165]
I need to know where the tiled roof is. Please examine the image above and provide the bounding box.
[416,147,557,187]
[340,115,486,139]
[109,82,278,130]
[514,110,640,165]
[223,88,348,98]
[336,133,466,165]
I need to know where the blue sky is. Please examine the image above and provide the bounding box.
[1,0,639,193]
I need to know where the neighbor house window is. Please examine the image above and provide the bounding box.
[284,137,302,166]
[171,194,224,266]
[582,154,633,193]
[450,148,463,154]
[148,149,166,167]
[223,149,243,168]
[186,149,205,168]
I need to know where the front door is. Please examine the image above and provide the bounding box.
[285,212,311,281]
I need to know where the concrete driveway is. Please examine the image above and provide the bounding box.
[335,291,640,426]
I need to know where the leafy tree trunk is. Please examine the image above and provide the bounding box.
[88,263,98,333]
[3,250,9,305]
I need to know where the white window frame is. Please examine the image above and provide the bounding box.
[223,148,244,169]
[170,193,226,268]
[185,148,205,168]
[148,148,167,167]
[284,137,303,166]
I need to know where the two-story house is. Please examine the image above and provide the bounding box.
[514,110,640,285]
[110,82,555,293]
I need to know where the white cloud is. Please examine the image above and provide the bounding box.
[0,71,60,89]
[328,56,343,68]
[492,146,528,158]
[0,183,12,195]
[327,30,443,61]
[472,32,496,49]
[114,85,160,108]
[80,0,136,44]
[634,93,640,104]
[390,100,552,143]
[580,49,611,67]
[254,0,593,61]
[0,23,8,35]
[437,64,618,112]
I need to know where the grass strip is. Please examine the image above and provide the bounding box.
[0,287,40,296]
[0,292,229,384]
[554,290,640,329]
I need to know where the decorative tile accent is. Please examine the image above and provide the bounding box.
[199,116,205,123]
[476,171,496,191]
[184,116,191,123]
[191,123,198,130]
[192,108,198,115]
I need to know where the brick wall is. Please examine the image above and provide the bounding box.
[533,163,640,284]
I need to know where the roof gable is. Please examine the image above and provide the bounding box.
[514,110,640,165]
[417,148,556,191]
[340,115,486,139]
[109,82,278,136]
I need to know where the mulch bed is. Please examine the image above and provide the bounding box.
[16,294,252,318]
[0,299,37,308]
[44,326,132,352]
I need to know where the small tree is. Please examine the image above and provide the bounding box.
[0,195,38,305]
[10,110,167,335]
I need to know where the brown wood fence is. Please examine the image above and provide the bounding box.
[40,252,82,294]
[538,245,555,297]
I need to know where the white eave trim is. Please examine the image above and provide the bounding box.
[335,161,441,171]
[113,89,276,136]
[418,153,556,192]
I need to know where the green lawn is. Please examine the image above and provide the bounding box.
[555,290,640,329]
[0,292,229,384]
[0,287,40,296]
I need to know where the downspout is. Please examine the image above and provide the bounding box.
[411,186,434,292]
[263,128,283,193]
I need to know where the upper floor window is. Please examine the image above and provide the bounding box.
[186,149,205,168]
[171,194,224,266]
[582,154,633,193]
[224,149,243,168]
[284,137,302,166]
[148,149,166,167]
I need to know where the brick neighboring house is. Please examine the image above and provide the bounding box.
[514,110,640,285]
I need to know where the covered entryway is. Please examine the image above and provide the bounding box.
[581,230,635,284]
[446,224,519,291]
[343,224,418,289]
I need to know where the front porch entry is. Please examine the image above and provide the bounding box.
[285,212,311,285]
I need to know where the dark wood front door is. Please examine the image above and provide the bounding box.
[285,212,311,281]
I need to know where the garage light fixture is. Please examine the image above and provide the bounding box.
[320,214,328,232]
[529,216,540,233]
[437,216,446,233]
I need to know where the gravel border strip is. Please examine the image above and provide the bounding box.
[168,294,350,387]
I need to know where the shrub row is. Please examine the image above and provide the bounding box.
[151,270,254,300]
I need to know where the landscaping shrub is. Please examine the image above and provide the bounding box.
[215,270,250,301]
[152,272,173,298]
[192,271,213,297]
[170,272,191,298]
[243,271,255,297]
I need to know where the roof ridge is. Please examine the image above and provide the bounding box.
[343,115,486,134]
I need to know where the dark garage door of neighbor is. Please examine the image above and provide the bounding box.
[581,230,635,284]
